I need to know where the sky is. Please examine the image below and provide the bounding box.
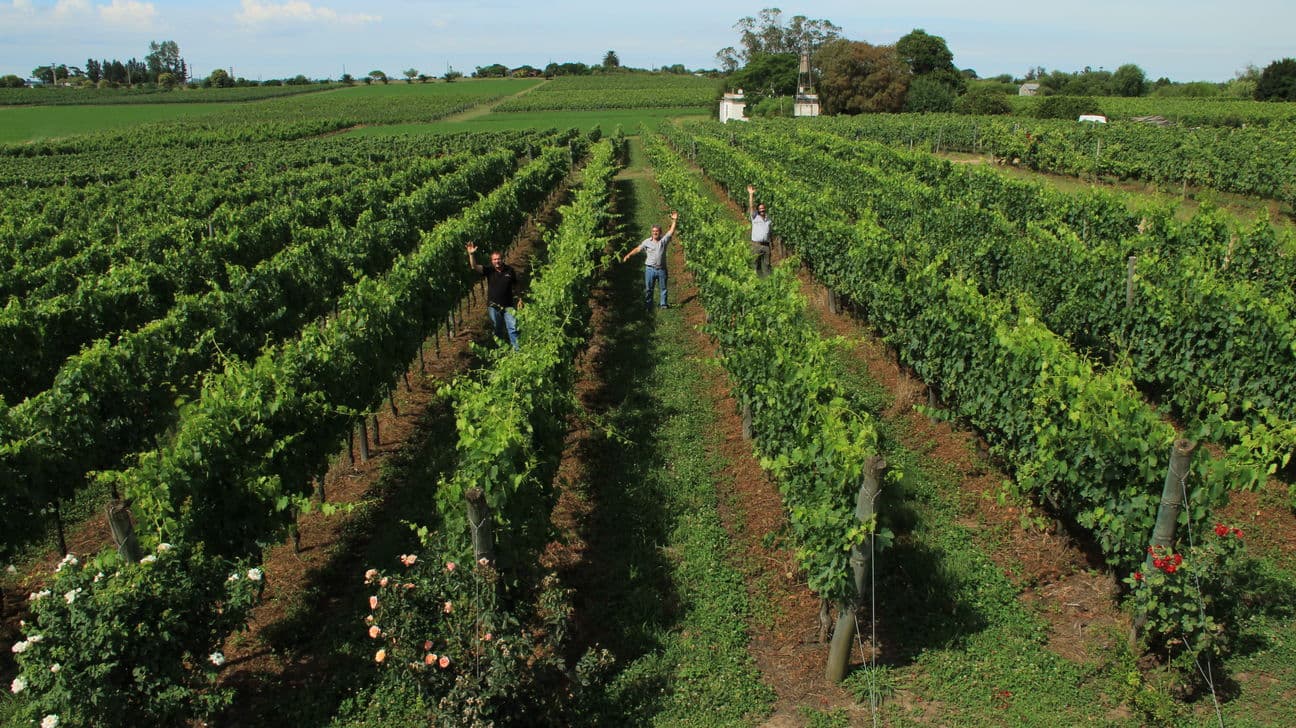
[0,0,1291,83]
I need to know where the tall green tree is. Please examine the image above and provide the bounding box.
[896,28,954,75]
[896,28,964,95]
[603,50,620,68]
[145,40,184,82]
[1109,63,1147,96]
[728,52,798,98]
[1255,58,1296,101]
[717,7,842,71]
[814,40,910,114]
[402,68,418,83]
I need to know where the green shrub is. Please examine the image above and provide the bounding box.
[955,87,1013,115]
[1034,95,1104,119]
[10,543,262,727]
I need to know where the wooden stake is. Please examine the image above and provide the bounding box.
[1131,439,1195,643]
[358,419,371,461]
[827,455,887,683]
[465,488,496,564]
[106,500,142,563]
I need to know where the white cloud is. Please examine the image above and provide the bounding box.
[98,0,156,28]
[2,0,155,29]
[52,0,89,19]
[235,0,380,26]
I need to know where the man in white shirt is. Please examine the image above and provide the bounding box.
[747,185,771,278]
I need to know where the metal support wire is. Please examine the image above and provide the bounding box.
[1174,470,1225,728]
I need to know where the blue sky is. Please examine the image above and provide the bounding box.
[1,1,1291,82]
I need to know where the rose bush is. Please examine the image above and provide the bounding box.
[9,542,261,727]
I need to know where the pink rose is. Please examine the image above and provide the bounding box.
[445,561,456,572]
[424,653,436,665]
[369,595,379,610]
[438,655,450,668]
[368,625,381,639]
[443,601,453,614]
[375,649,387,663]
[364,568,378,583]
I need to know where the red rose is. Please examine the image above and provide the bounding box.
[1233,528,1244,539]
[1214,524,1229,537]
[1173,554,1183,566]
[1165,564,1177,574]
[1133,571,1143,581]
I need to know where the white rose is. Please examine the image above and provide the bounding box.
[11,640,29,654]
[140,555,157,564]
[49,664,60,673]
[42,715,60,728]
[247,568,263,582]
[209,652,226,666]
[157,542,173,552]
[10,676,25,693]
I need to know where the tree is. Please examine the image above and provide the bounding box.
[368,69,389,84]
[728,53,798,98]
[814,40,910,114]
[444,69,463,82]
[157,72,178,90]
[717,7,842,70]
[0,75,25,88]
[86,58,102,84]
[1109,63,1146,96]
[1255,58,1296,101]
[402,68,418,83]
[473,64,508,78]
[340,73,355,86]
[904,76,955,112]
[206,68,234,88]
[603,50,620,68]
[896,29,954,76]
[145,40,183,82]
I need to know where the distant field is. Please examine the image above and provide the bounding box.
[493,73,718,112]
[343,107,711,137]
[1006,94,1296,126]
[0,84,339,106]
[0,79,543,145]
[0,103,228,143]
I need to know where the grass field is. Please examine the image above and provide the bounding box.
[0,103,228,143]
[343,107,711,137]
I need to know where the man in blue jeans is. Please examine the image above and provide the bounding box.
[621,211,678,310]
[466,242,521,350]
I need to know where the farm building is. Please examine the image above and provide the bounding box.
[719,90,748,123]
[1019,82,1041,96]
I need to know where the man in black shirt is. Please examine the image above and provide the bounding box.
[466,242,521,350]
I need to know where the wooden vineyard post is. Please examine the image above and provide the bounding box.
[465,488,496,564]
[741,397,753,440]
[357,419,371,462]
[827,455,887,683]
[827,288,841,315]
[1131,439,1195,642]
[1126,256,1137,308]
[106,500,142,563]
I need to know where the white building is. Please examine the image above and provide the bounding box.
[719,89,748,123]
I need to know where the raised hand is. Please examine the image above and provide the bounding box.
[466,242,477,254]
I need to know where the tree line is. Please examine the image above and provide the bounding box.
[716,7,1296,118]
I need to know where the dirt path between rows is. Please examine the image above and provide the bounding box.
[214,178,572,725]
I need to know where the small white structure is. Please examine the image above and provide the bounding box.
[1078,114,1108,123]
[793,52,820,117]
[720,89,748,123]
[1019,82,1041,96]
